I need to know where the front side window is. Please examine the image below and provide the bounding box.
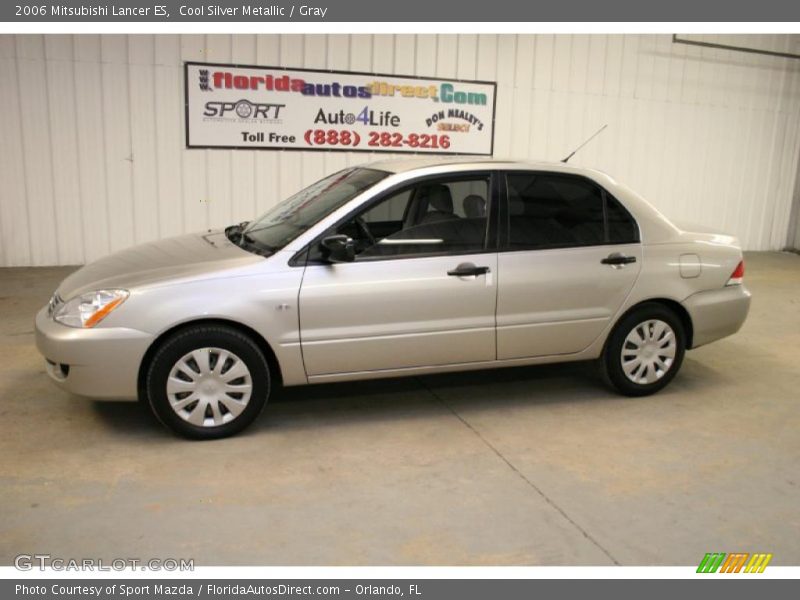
[506,173,638,250]
[314,175,492,261]
[239,168,389,253]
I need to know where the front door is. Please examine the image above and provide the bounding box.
[299,173,498,378]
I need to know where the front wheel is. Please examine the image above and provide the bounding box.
[603,303,686,396]
[145,325,271,439]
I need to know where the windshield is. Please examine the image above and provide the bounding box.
[241,168,389,252]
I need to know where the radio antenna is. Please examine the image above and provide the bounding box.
[561,124,608,163]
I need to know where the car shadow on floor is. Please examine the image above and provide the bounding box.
[89,356,731,439]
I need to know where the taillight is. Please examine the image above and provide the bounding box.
[726,260,744,286]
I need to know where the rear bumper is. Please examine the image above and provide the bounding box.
[34,306,153,401]
[682,285,751,348]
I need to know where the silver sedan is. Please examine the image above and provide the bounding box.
[35,159,751,438]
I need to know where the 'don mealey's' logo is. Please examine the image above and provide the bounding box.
[424,108,485,132]
[697,552,773,573]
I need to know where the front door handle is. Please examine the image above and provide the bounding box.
[447,263,490,277]
[601,253,637,266]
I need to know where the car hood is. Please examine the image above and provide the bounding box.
[57,230,265,299]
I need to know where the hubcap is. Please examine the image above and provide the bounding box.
[621,319,677,385]
[167,348,253,428]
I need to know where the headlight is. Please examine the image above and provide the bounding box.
[54,289,129,328]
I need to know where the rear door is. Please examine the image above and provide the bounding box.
[496,171,642,360]
[298,172,499,378]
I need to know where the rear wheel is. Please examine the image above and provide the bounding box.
[603,303,686,396]
[145,325,270,439]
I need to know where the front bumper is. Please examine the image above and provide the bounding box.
[683,285,751,348]
[34,306,154,400]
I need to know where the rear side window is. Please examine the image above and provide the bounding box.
[506,173,638,250]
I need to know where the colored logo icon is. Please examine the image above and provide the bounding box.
[697,553,773,573]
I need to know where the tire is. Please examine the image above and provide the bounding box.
[602,303,686,397]
[145,324,271,439]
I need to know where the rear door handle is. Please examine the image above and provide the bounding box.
[601,253,637,266]
[447,263,490,277]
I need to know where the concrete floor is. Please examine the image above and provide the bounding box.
[0,251,798,566]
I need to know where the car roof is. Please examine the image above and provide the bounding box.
[363,156,607,178]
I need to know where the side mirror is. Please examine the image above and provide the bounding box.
[320,234,356,263]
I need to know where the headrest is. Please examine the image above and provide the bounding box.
[462,195,486,218]
[421,184,453,214]
[509,199,526,216]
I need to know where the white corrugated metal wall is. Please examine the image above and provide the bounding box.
[1,33,799,266]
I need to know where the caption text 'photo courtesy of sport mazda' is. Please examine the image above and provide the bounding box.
[35,158,751,439]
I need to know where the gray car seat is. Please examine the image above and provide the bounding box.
[462,195,487,218]
[419,185,458,224]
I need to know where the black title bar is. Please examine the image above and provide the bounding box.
[5,579,800,600]
[4,0,800,22]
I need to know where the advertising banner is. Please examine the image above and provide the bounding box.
[185,62,496,155]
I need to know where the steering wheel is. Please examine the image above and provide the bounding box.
[354,216,376,246]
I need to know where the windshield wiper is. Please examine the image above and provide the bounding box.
[242,232,275,254]
[225,222,275,256]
